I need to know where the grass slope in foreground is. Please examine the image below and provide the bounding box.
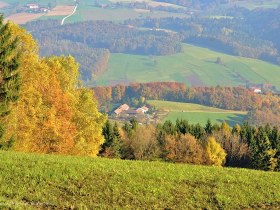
[148,100,247,126]
[1,151,280,209]
[96,44,280,89]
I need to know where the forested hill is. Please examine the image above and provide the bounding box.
[25,20,182,56]
[25,20,182,80]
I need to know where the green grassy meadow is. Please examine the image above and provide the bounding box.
[66,4,188,24]
[0,151,280,209]
[96,44,280,89]
[148,100,247,126]
[165,112,247,126]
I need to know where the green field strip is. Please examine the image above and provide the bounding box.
[97,44,280,89]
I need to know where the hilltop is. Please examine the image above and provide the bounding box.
[0,151,280,209]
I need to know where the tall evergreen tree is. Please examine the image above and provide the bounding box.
[205,119,213,135]
[0,16,20,115]
[0,16,21,140]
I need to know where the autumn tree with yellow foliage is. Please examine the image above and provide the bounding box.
[205,137,227,166]
[0,22,105,155]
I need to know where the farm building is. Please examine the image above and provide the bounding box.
[113,104,130,116]
[26,4,39,9]
[136,106,149,114]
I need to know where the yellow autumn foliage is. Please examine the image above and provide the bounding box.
[205,137,227,166]
[5,23,106,156]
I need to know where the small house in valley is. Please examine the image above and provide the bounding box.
[136,106,149,114]
[113,104,130,116]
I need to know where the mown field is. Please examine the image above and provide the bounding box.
[148,100,247,126]
[65,4,188,24]
[96,44,280,89]
[165,112,247,127]
[0,151,280,209]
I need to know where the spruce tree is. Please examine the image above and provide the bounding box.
[0,16,21,140]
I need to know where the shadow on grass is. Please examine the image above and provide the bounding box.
[217,114,247,127]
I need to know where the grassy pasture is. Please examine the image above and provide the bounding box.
[233,0,280,10]
[96,44,280,89]
[148,100,247,126]
[164,112,247,126]
[65,4,188,23]
[148,100,245,113]
[0,151,280,209]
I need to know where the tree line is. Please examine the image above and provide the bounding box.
[100,119,280,171]
[93,82,280,127]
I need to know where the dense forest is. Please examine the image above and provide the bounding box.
[93,82,280,127]
[100,119,280,171]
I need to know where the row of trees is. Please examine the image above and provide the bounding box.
[0,17,105,155]
[100,119,280,171]
[93,82,280,126]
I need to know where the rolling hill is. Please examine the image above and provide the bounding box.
[95,44,280,89]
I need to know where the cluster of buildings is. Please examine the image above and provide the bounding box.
[113,104,149,117]
[23,3,50,13]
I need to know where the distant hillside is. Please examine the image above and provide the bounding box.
[0,151,280,209]
[95,44,280,89]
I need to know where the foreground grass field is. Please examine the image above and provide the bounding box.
[96,44,280,89]
[148,100,247,126]
[0,151,280,209]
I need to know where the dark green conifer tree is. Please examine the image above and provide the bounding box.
[205,119,213,135]
[100,121,123,158]
[0,16,21,141]
[251,127,277,171]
